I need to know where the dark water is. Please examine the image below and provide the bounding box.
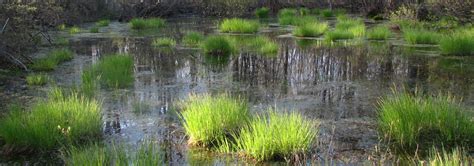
[10,17,474,164]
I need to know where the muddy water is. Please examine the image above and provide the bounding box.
[27,17,474,164]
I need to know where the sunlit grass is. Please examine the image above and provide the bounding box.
[403,28,440,44]
[440,34,474,56]
[96,19,110,27]
[57,24,66,31]
[247,36,278,55]
[278,8,297,17]
[81,66,99,97]
[0,88,102,150]
[152,37,176,47]
[378,92,474,154]
[96,54,134,88]
[69,26,81,34]
[293,22,329,37]
[201,36,235,56]
[422,148,472,166]
[233,110,319,162]
[180,94,249,147]
[325,30,355,41]
[26,73,48,86]
[219,18,260,34]
[255,7,270,18]
[31,48,74,71]
[182,31,204,47]
[130,18,166,30]
[367,25,392,40]
[299,8,310,16]
[321,9,334,18]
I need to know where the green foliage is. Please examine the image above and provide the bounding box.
[57,24,66,31]
[201,36,235,56]
[31,48,74,71]
[247,36,278,55]
[130,18,166,30]
[440,34,474,56]
[69,26,81,34]
[255,7,270,18]
[299,8,310,16]
[325,30,355,41]
[335,18,366,37]
[182,31,204,47]
[233,111,318,161]
[378,92,474,154]
[180,94,249,147]
[293,22,329,37]
[96,54,134,88]
[310,8,320,15]
[279,16,316,26]
[321,9,334,18]
[0,88,102,150]
[26,73,48,86]
[278,8,297,17]
[90,27,99,33]
[423,148,471,166]
[96,19,110,27]
[81,66,100,97]
[403,28,440,44]
[367,25,392,40]
[152,37,176,47]
[219,18,260,34]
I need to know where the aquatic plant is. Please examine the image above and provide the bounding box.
[0,88,102,150]
[299,8,310,16]
[219,18,260,34]
[58,24,66,31]
[378,92,474,154]
[26,73,48,86]
[367,26,392,40]
[439,34,474,56]
[202,36,235,56]
[278,8,297,17]
[96,19,110,27]
[325,30,355,41]
[293,22,329,37]
[96,54,134,88]
[233,110,318,162]
[422,148,471,166]
[335,19,366,37]
[247,36,278,55]
[90,27,99,33]
[81,66,99,97]
[279,16,316,26]
[55,37,69,46]
[69,26,81,34]
[31,48,74,71]
[180,94,249,147]
[321,9,334,18]
[130,18,166,30]
[152,37,176,47]
[403,28,440,44]
[183,31,204,47]
[310,8,320,15]
[255,7,270,18]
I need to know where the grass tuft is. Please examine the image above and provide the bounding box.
[403,28,440,45]
[26,73,48,86]
[325,30,355,41]
[182,31,204,47]
[293,22,329,37]
[367,25,392,40]
[201,36,235,56]
[278,8,297,17]
[255,7,270,18]
[90,27,99,33]
[180,94,249,147]
[247,36,279,55]
[31,48,74,71]
[423,148,472,165]
[299,8,310,16]
[69,26,81,34]
[152,37,176,47]
[279,16,316,26]
[219,18,260,34]
[130,18,166,30]
[96,54,134,88]
[96,19,110,27]
[439,34,474,56]
[321,9,334,18]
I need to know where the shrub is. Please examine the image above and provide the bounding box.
[152,37,176,47]
[403,28,440,44]
[180,94,249,147]
[31,48,74,71]
[90,27,99,33]
[440,34,474,56]
[367,26,392,40]
[219,18,260,34]
[234,110,318,161]
[96,19,110,27]
[278,8,297,17]
[0,88,102,150]
[378,92,474,154]
[321,9,334,18]
[96,54,134,88]
[182,31,204,46]
[202,36,235,56]
[293,22,329,37]
[26,73,48,86]
[69,26,81,34]
[130,18,166,30]
[325,30,355,41]
[255,7,270,18]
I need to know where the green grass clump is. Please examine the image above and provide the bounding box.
[96,54,134,88]
[325,30,355,41]
[181,94,249,147]
[130,18,166,30]
[367,26,392,40]
[247,36,278,55]
[321,9,334,18]
[183,31,204,47]
[440,34,474,56]
[279,16,316,26]
[202,36,235,56]
[255,7,270,18]
[423,148,471,166]
[335,19,366,37]
[403,28,440,44]
[26,73,48,86]
[152,37,176,47]
[81,66,99,97]
[69,26,81,34]
[278,8,297,17]
[90,27,99,33]
[219,18,260,34]
[66,141,163,165]
[234,111,318,162]
[96,19,110,27]
[31,48,74,71]
[378,92,474,154]
[299,8,310,16]
[57,24,66,31]
[293,22,329,37]
[0,88,102,150]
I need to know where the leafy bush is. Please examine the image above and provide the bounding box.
[278,8,297,17]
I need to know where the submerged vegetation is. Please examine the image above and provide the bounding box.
[26,73,48,86]
[31,48,74,71]
[219,18,260,34]
[130,18,166,30]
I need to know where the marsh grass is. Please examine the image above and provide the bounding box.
[26,73,48,86]
[378,92,474,154]
[299,8,310,16]
[335,18,366,37]
[81,66,100,97]
[152,37,176,47]
[201,36,235,56]
[440,34,474,56]
[293,22,329,37]
[279,16,316,26]
[55,37,69,46]
[96,19,110,27]
[247,36,278,55]
[0,88,102,150]
[232,110,319,162]
[182,31,204,47]
[255,7,270,18]
[325,30,355,41]
[96,54,134,88]
[69,26,81,34]
[90,27,99,33]
[57,24,66,31]
[367,25,392,40]
[180,94,249,147]
[278,8,297,17]
[219,18,260,34]
[403,28,440,44]
[423,148,472,165]
[130,18,166,30]
[321,9,334,18]
[31,48,74,71]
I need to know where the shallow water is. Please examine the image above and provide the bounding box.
[5,17,474,164]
